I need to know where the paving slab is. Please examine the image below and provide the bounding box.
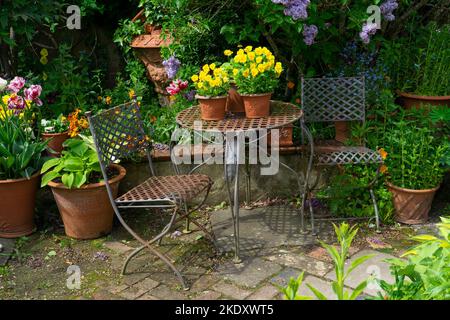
[324,249,396,296]
[104,241,134,255]
[297,276,337,300]
[193,290,222,300]
[212,281,252,300]
[0,238,14,266]
[150,285,189,300]
[217,258,282,288]
[246,285,280,300]
[270,268,302,288]
[264,252,332,277]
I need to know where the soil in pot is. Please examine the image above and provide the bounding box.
[42,131,69,157]
[387,182,440,225]
[398,92,450,110]
[0,172,40,238]
[242,93,272,119]
[48,164,126,240]
[197,95,227,121]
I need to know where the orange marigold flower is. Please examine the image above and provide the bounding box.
[378,148,388,160]
[380,165,388,174]
[105,96,112,105]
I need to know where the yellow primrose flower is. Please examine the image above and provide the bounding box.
[105,96,112,105]
[255,47,263,55]
[258,64,266,73]
[213,68,221,76]
[275,62,283,75]
[224,50,233,56]
[242,69,250,78]
[202,64,210,73]
[256,56,263,64]
[237,49,245,56]
[191,75,199,82]
[199,71,207,81]
[40,48,49,57]
[251,68,259,78]
[128,89,135,99]
[197,82,204,89]
[245,46,253,53]
[248,52,256,61]
[223,77,229,83]
[97,96,103,102]
[209,63,216,70]
[2,95,10,105]
[233,68,239,76]
[40,56,48,65]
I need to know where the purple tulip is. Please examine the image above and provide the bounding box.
[24,84,43,106]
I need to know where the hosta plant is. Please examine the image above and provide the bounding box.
[41,138,101,189]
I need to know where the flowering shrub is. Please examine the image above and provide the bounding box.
[191,63,230,97]
[227,46,282,94]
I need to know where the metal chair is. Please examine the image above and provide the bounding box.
[300,77,383,234]
[86,101,213,290]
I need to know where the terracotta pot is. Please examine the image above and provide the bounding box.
[0,172,40,238]
[386,182,440,225]
[241,93,272,119]
[48,164,126,240]
[334,121,351,143]
[197,95,227,121]
[226,86,245,114]
[268,125,294,147]
[398,92,450,110]
[42,131,69,157]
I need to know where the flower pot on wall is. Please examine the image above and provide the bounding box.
[268,125,294,147]
[48,164,126,240]
[197,95,227,121]
[386,182,440,225]
[334,121,351,143]
[398,92,450,110]
[42,131,69,157]
[0,172,40,238]
[241,93,272,119]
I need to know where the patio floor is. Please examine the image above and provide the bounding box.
[0,202,443,300]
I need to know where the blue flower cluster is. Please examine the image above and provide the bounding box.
[380,0,399,22]
[272,0,310,21]
[162,55,181,79]
[303,24,318,46]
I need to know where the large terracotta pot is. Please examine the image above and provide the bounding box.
[386,182,440,225]
[0,172,40,238]
[334,121,351,143]
[268,125,294,147]
[398,92,450,110]
[226,86,245,114]
[42,131,69,157]
[48,164,126,240]
[241,93,272,119]
[197,95,227,121]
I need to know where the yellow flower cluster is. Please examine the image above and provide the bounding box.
[230,46,283,79]
[191,64,229,91]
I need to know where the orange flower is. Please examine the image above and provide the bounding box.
[378,148,388,160]
[105,96,112,105]
[380,165,388,174]
[67,109,88,137]
[288,81,295,89]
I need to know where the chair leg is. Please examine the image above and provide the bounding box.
[369,188,381,233]
[308,191,316,236]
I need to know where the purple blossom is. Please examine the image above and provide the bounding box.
[7,76,26,93]
[162,55,181,79]
[303,24,318,46]
[183,90,196,101]
[359,23,378,44]
[272,0,310,20]
[380,0,399,21]
[24,84,43,106]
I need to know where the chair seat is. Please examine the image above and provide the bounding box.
[116,174,212,204]
[313,142,382,165]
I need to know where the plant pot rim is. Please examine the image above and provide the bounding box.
[196,95,228,100]
[41,131,69,137]
[386,181,441,194]
[47,164,126,190]
[0,171,41,184]
[398,91,450,100]
[238,92,273,97]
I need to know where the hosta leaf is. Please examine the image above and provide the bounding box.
[41,158,61,174]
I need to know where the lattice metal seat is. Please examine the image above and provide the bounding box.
[300,77,382,234]
[87,101,213,291]
[116,175,211,203]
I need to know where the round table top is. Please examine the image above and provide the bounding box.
[176,100,303,133]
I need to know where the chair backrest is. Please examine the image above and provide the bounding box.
[301,77,365,123]
[87,102,153,171]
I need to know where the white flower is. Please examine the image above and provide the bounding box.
[45,126,55,133]
[0,77,7,91]
[41,119,49,127]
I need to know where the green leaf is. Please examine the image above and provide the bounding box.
[346,254,376,279]
[63,157,84,172]
[41,171,61,187]
[41,158,61,174]
[307,284,328,300]
[62,173,75,189]
[349,281,368,300]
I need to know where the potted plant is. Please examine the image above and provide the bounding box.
[191,63,231,121]
[384,24,450,110]
[41,138,126,239]
[228,46,283,118]
[41,114,69,157]
[383,124,448,224]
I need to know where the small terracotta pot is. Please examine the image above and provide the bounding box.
[334,121,351,143]
[197,95,227,121]
[241,93,272,119]
[268,125,294,147]
[226,86,245,114]
[0,172,40,238]
[386,182,440,225]
[398,92,450,110]
[42,131,70,157]
[48,164,126,240]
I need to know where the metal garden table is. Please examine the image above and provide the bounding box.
[175,101,314,263]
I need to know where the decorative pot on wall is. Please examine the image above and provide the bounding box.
[131,10,172,105]
[42,131,70,157]
[398,91,450,110]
